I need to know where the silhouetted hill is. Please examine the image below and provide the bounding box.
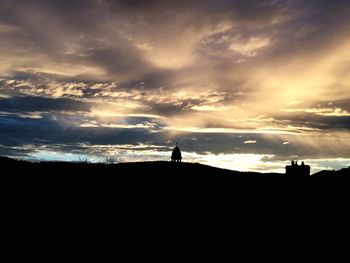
[1,156,349,179]
[0,156,282,178]
[313,168,350,177]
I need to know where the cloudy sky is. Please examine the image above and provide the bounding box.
[1,0,349,173]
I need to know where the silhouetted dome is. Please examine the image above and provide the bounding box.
[171,144,182,161]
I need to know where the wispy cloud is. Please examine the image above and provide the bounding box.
[244,140,257,144]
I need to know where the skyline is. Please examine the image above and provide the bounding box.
[0,0,349,173]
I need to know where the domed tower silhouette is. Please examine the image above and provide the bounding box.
[171,143,182,162]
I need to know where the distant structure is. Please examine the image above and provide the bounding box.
[286,161,310,176]
[171,143,182,162]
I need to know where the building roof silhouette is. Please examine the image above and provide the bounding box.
[286,161,310,176]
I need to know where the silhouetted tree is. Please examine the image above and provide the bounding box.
[105,156,117,165]
[78,157,89,164]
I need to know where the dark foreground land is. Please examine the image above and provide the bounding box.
[0,156,282,178]
[1,156,349,178]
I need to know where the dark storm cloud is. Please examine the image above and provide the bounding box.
[102,0,289,21]
[0,96,90,113]
[1,112,348,160]
[146,101,197,117]
[86,46,152,81]
[0,113,165,151]
[277,114,350,131]
[1,0,349,83]
[1,0,350,169]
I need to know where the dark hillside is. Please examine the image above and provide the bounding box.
[0,156,282,178]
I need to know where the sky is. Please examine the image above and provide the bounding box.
[0,0,349,173]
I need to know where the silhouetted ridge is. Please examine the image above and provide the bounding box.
[313,167,350,177]
[0,156,348,177]
[0,156,282,177]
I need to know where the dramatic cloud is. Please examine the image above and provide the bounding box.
[1,0,349,172]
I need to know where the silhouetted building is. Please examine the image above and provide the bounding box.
[286,161,310,176]
[171,143,182,162]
